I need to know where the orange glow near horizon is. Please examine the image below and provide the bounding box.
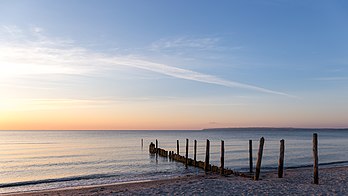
[1,93,347,130]
[1,98,347,130]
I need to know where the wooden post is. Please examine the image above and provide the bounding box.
[149,142,155,153]
[254,137,264,180]
[278,139,285,178]
[313,133,319,184]
[141,139,143,148]
[220,140,224,175]
[204,139,210,172]
[177,140,180,155]
[249,140,253,173]
[186,138,189,168]
[155,139,158,160]
[194,140,197,166]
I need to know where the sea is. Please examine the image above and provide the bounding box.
[1,128,348,194]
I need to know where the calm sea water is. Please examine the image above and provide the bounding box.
[1,129,348,193]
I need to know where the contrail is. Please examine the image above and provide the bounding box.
[112,58,294,97]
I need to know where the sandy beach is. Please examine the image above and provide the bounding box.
[4,166,348,196]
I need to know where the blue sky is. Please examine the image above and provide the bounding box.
[0,0,348,129]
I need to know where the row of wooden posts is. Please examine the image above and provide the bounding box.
[148,133,319,184]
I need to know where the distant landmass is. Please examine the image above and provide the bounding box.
[202,127,348,132]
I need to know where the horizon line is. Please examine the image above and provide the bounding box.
[1,127,348,131]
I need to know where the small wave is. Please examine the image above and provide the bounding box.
[0,173,120,188]
[286,160,348,169]
[20,154,89,160]
[2,160,112,170]
[235,160,348,172]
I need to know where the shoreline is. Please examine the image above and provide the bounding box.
[3,166,348,195]
[2,174,207,196]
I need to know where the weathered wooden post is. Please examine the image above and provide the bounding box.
[254,137,264,180]
[194,140,197,166]
[278,139,285,178]
[249,140,253,173]
[204,139,210,172]
[177,140,180,155]
[149,142,155,153]
[155,139,158,160]
[141,139,143,148]
[220,140,225,175]
[185,138,189,168]
[313,133,319,184]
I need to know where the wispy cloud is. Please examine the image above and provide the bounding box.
[149,36,244,61]
[150,36,220,51]
[0,26,292,97]
[1,25,23,38]
[0,98,114,111]
[0,96,182,111]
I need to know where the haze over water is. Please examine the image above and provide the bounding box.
[1,129,348,193]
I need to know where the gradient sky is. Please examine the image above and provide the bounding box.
[1,0,348,130]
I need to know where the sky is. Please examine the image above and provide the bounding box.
[0,0,348,130]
